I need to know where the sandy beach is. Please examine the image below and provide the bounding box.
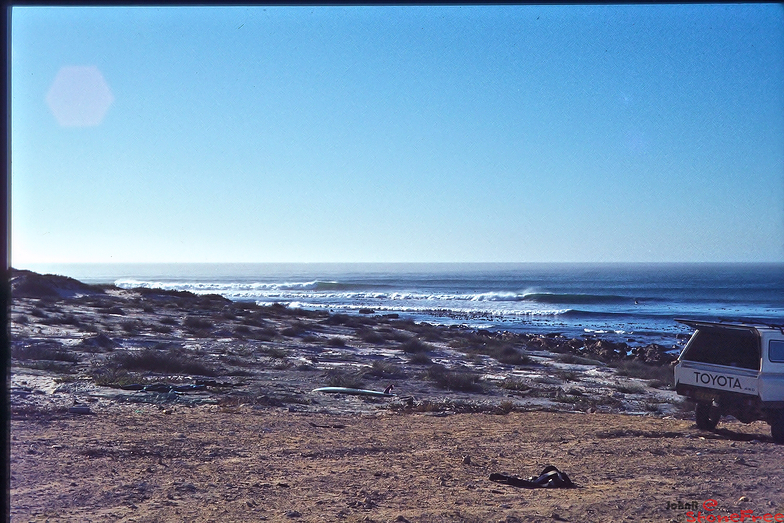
[9,269,784,522]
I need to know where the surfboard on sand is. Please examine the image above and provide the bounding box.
[312,386,394,397]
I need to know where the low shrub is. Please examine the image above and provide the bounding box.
[13,344,79,363]
[493,346,532,366]
[408,323,443,341]
[407,352,433,365]
[121,320,141,334]
[399,337,432,354]
[386,329,414,343]
[556,353,605,366]
[198,294,230,307]
[614,381,648,394]
[365,360,407,379]
[263,347,289,359]
[494,400,516,414]
[60,314,82,326]
[358,328,386,344]
[610,360,675,387]
[553,392,587,404]
[263,303,299,318]
[90,367,139,388]
[426,365,483,392]
[322,313,369,328]
[463,353,484,365]
[25,361,77,374]
[221,355,257,370]
[152,324,173,334]
[103,347,218,376]
[499,378,530,392]
[281,321,309,338]
[450,335,532,366]
[324,368,365,389]
[241,315,266,327]
[556,370,579,382]
[533,375,561,385]
[183,315,212,330]
[248,328,276,341]
[79,332,118,352]
[647,379,672,390]
[326,337,346,347]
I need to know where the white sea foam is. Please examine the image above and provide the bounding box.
[114,277,581,323]
[114,279,326,293]
[114,277,572,307]
[276,300,569,318]
[74,262,782,349]
[584,328,627,335]
[469,291,521,301]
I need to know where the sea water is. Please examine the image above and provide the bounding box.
[21,262,784,349]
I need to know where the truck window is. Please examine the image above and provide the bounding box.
[770,340,784,363]
[682,328,760,370]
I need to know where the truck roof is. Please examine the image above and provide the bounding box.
[676,318,784,332]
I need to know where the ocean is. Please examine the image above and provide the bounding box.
[21,262,784,349]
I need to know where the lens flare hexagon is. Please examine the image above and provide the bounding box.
[45,65,114,127]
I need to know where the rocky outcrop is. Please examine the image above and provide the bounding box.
[11,269,105,299]
[630,343,677,365]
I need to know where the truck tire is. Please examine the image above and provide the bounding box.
[770,411,784,444]
[695,402,720,431]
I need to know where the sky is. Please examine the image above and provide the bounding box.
[10,4,784,265]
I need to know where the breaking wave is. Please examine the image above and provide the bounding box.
[115,278,331,293]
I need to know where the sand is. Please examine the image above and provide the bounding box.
[9,269,784,522]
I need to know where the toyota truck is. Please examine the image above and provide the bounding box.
[673,319,784,443]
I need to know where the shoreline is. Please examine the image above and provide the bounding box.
[21,261,782,350]
[10,268,681,417]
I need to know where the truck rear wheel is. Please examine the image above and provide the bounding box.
[695,402,720,431]
[770,411,784,444]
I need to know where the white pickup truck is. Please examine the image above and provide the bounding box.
[673,319,784,443]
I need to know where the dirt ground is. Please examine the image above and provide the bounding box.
[10,405,784,523]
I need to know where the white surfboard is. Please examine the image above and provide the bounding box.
[312,386,394,397]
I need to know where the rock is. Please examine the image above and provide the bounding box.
[11,269,103,299]
[583,339,629,361]
[80,332,118,350]
[629,344,672,364]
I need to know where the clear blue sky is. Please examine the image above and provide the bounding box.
[10,5,784,264]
